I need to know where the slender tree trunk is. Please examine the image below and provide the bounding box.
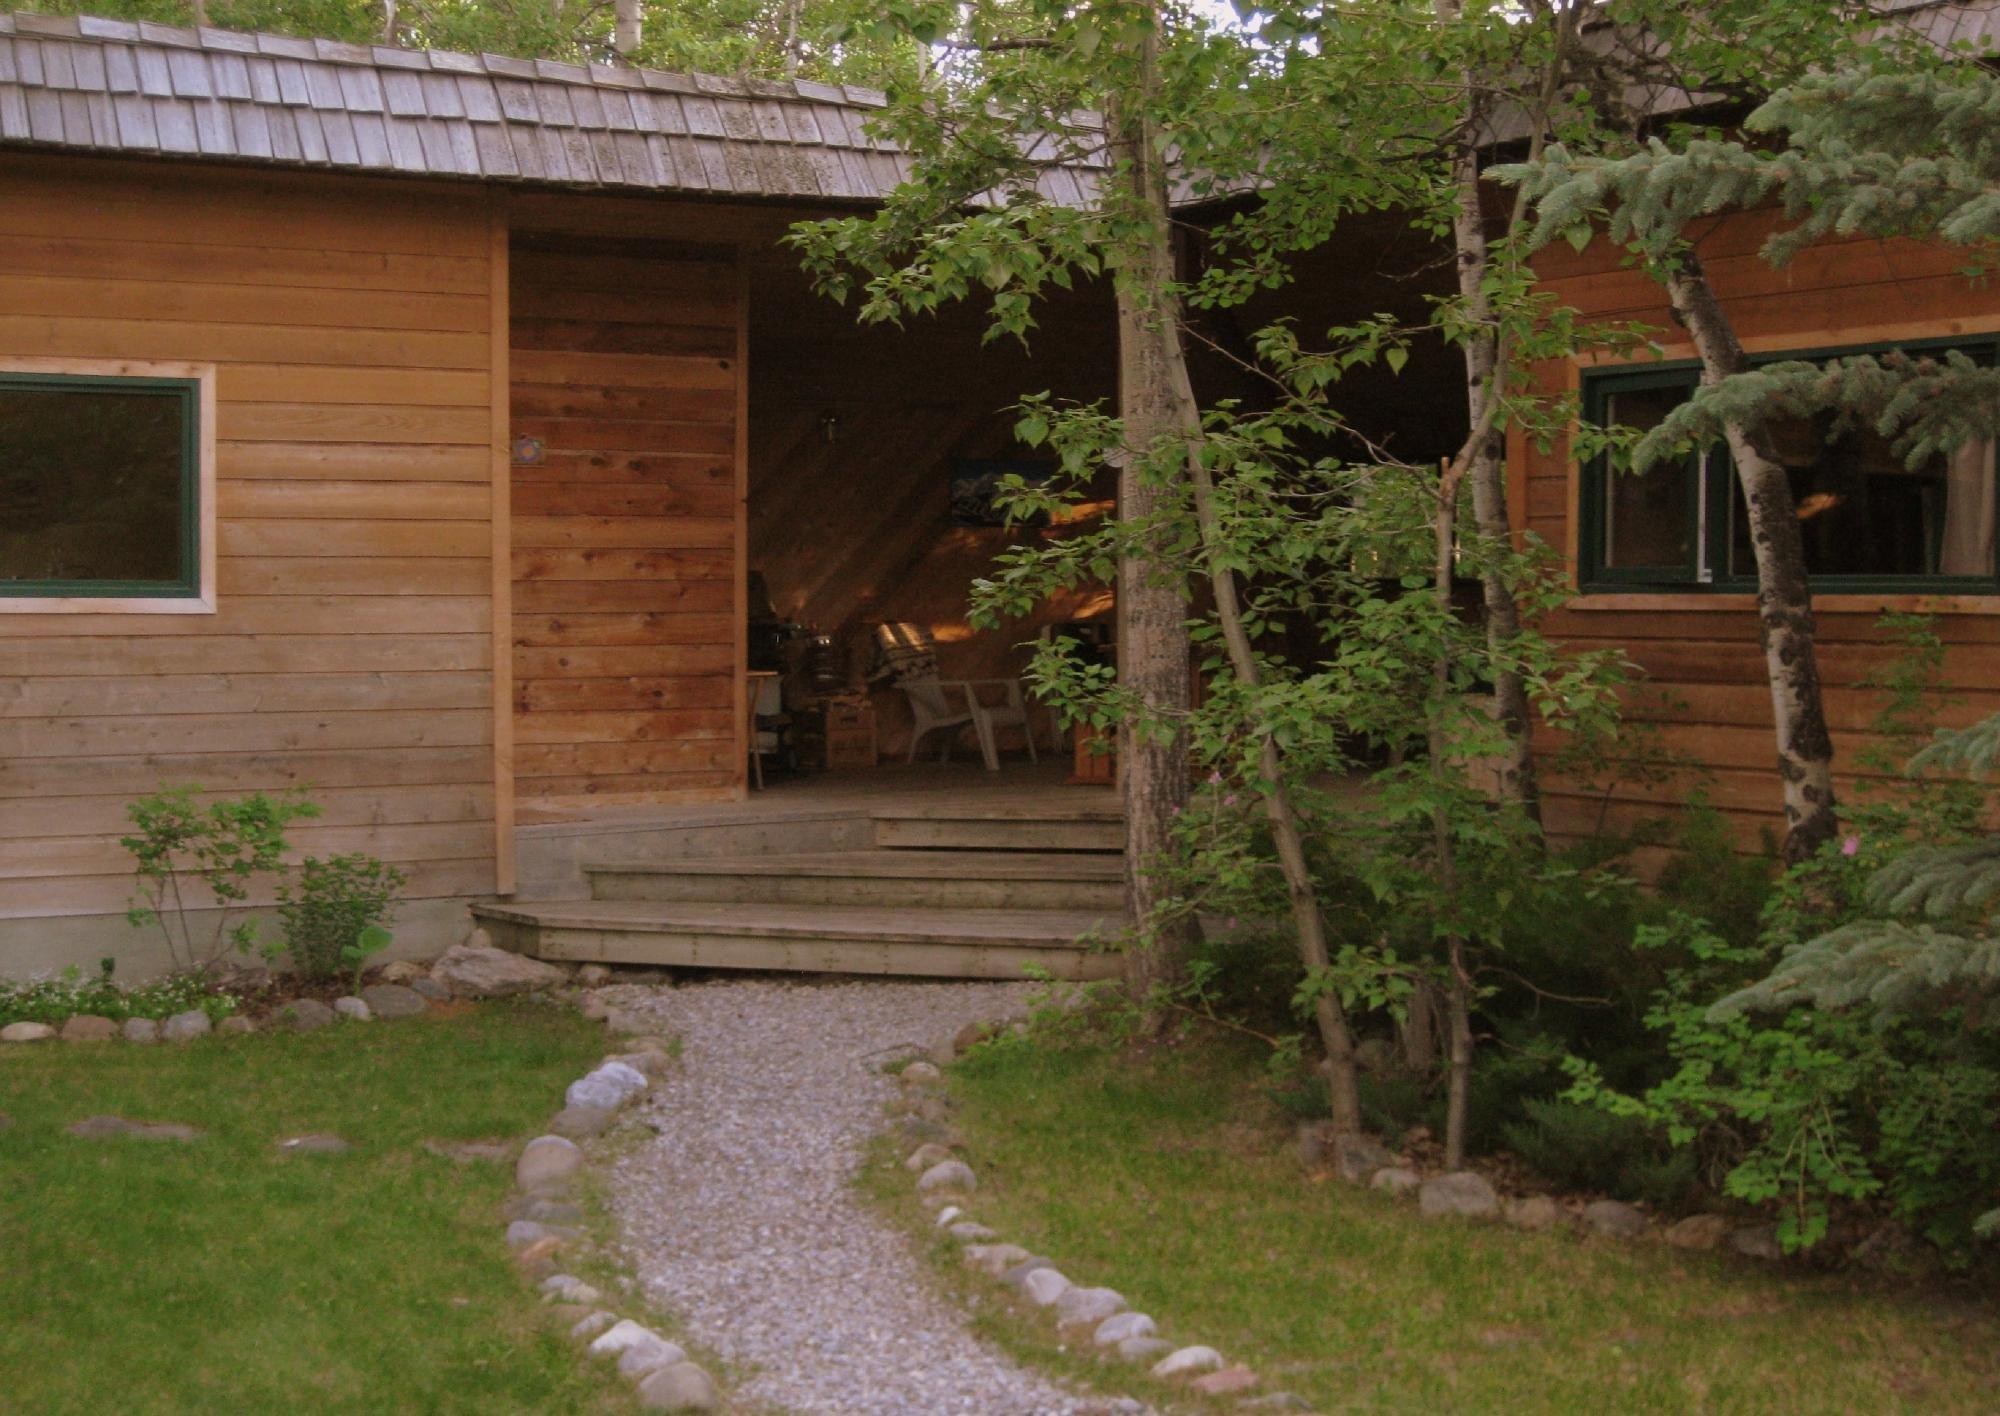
[782,0,805,78]
[1429,455,1475,1169]
[613,0,642,59]
[1436,0,1541,824]
[1106,20,1195,1020]
[1103,7,1365,1126]
[1663,255,1838,863]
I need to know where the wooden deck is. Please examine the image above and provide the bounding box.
[482,761,1128,980]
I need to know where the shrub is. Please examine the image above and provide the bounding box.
[122,786,319,973]
[278,854,407,982]
[1501,1097,1697,1211]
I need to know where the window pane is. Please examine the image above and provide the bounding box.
[1601,383,1693,572]
[0,383,187,588]
[1726,416,1996,580]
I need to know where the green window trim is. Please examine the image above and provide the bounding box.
[0,370,204,602]
[1578,333,2000,597]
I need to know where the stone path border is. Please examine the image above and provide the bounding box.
[507,981,725,1413]
[888,1041,1300,1412]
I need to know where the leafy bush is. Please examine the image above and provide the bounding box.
[1501,1097,1697,1211]
[278,854,407,982]
[122,786,319,972]
[0,961,238,1027]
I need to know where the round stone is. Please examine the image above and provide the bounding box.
[947,1221,998,1243]
[1094,1311,1157,1347]
[1054,1285,1126,1330]
[121,1017,160,1043]
[1582,1198,1648,1239]
[1,1021,55,1043]
[636,1360,719,1412]
[1152,1345,1225,1379]
[1370,1166,1421,1195]
[281,999,335,1032]
[160,1010,213,1042]
[332,996,372,1022]
[565,1061,650,1112]
[516,1134,584,1192]
[1505,1195,1564,1231]
[900,1060,943,1086]
[617,1335,689,1380]
[549,1104,617,1139]
[217,1015,256,1036]
[1117,1335,1174,1364]
[1022,1267,1072,1307]
[569,1310,618,1343]
[905,1142,954,1173]
[359,983,427,1019]
[588,1319,665,1359]
[58,1015,117,1042]
[1418,1170,1499,1220]
[915,1159,976,1194]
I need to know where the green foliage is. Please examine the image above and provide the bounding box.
[122,786,319,974]
[278,853,407,983]
[1501,1098,1696,1211]
[0,960,239,1028]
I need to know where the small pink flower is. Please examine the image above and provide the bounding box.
[1207,771,1224,786]
[1841,836,1861,857]
[1222,794,1240,807]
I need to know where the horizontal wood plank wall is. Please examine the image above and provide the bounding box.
[1514,209,2000,853]
[0,154,500,922]
[509,237,740,805]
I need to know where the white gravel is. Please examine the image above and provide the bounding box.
[605,977,1107,1416]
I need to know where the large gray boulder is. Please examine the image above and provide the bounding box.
[59,1015,117,1042]
[1,1021,56,1043]
[1418,1170,1500,1220]
[431,942,568,999]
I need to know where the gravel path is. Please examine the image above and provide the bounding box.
[605,978,1103,1416]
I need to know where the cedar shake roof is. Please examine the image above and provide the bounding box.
[0,9,1020,202]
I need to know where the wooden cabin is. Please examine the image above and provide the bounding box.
[0,9,1996,977]
[1517,207,2000,857]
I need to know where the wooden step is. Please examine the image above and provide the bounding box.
[869,803,1125,853]
[585,850,1125,911]
[472,900,1124,982]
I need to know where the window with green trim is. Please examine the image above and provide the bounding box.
[0,371,203,601]
[1580,335,2000,595]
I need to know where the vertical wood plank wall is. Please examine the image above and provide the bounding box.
[0,156,500,950]
[1515,209,2000,851]
[509,236,741,805]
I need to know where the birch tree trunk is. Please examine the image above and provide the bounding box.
[1106,3,1365,1125]
[1664,255,1838,863]
[613,0,643,59]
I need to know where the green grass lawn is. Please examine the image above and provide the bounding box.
[916,1039,2000,1414]
[0,1000,627,1415]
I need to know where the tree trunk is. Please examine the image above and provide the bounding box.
[613,0,642,59]
[1430,455,1475,1169]
[1434,0,1546,824]
[1106,19,1195,1020]
[782,0,805,78]
[1663,255,1839,863]
[1102,6,1365,1126]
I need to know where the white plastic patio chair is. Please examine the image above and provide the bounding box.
[899,676,981,764]
[964,679,1039,772]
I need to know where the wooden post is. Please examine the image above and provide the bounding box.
[488,200,516,895]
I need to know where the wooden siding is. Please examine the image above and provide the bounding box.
[0,154,501,922]
[1514,208,2000,851]
[509,237,743,804]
